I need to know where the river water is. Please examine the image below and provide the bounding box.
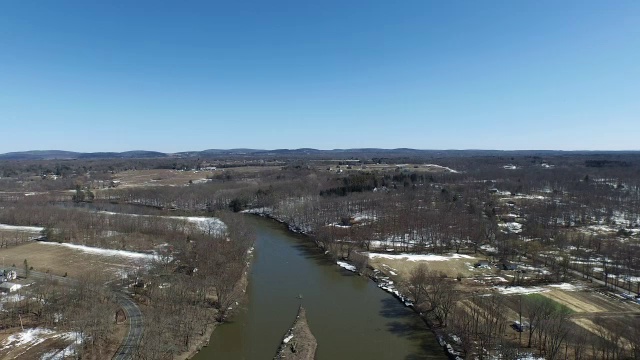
[194,216,444,360]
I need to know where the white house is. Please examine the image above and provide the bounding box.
[0,282,22,293]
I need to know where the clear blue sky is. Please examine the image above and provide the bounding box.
[1,1,638,153]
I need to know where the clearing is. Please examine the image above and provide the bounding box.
[0,241,153,278]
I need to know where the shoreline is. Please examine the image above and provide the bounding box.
[273,306,317,360]
[176,242,254,360]
[175,322,217,360]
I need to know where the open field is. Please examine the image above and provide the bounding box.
[318,163,460,174]
[111,169,218,187]
[0,241,150,279]
[110,166,282,188]
[367,252,489,280]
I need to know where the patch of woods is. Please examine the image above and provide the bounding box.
[133,212,254,359]
[1,274,119,358]
[402,262,640,359]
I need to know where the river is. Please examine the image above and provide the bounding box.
[194,216,445,360]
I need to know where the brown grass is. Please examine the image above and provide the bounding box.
[0,242,147,278]
[368,254,486,281]
[110,167,282,188]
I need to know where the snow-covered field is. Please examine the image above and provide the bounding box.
[366,252,473,262]
[423,164,459,173]
[38,242,157,260]
[494,282,582,295]
[0,224,44,233]
[0,328,82,359]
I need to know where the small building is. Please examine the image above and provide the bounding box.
[2,270,17,281]
[0,282,22,293]
[500,261,518,271]
[115,308,127,324]
[512,320,530,332]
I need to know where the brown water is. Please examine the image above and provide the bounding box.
[194,216,445,360]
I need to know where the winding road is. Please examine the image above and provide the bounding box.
[15,269,144,359]
[113,292,144,360]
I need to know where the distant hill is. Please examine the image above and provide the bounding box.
[0,150,169,161]
[1,148,639,161]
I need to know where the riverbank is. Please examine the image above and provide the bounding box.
[177,245,254,360]
[274,306,317,360]
[175,322,217,360]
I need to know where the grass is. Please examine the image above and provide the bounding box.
[525,293,576,314]
[0,242,147,279]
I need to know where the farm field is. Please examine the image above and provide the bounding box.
[0,241,152,279]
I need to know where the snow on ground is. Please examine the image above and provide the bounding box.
[499,222,523,234]
[38,242,157,260]
[495,282,582,295]
[241,207,274,215]
[374,273,414,307]
[97,211,226,235]
[511,194,546,200]
[2,328,55,350]
[282,334,294,344]
[39,332,82,360]
[1,294,26,303]
[352,213,377,222]
[336,261,357,272]
[423,164,459,173]
[0,294,26,311]
[366,253,473,261]
[169,216,226,234]
[548,283,582,291]
[480,244,498,253]
[1,328,83,360]
[494,286,547,295]
[0,224,44,233]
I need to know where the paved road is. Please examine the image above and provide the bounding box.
[113,292,144,360]
[14,269,143,359]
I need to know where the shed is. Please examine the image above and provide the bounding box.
[115,308,127,324]
[500,261,518,271]
[0,282,22,293]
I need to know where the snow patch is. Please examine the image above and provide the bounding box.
[38,242,156,260]
[0,224,44,233]
[423,164,459,173]
[336,261,357,272]
[548,283,582,291]
[367,253,473,262]
[283,334,294,344]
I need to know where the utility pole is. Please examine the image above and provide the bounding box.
[519,294,522,345]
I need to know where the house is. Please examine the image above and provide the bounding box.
[500,260,518,271]
[0,282,22,293]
